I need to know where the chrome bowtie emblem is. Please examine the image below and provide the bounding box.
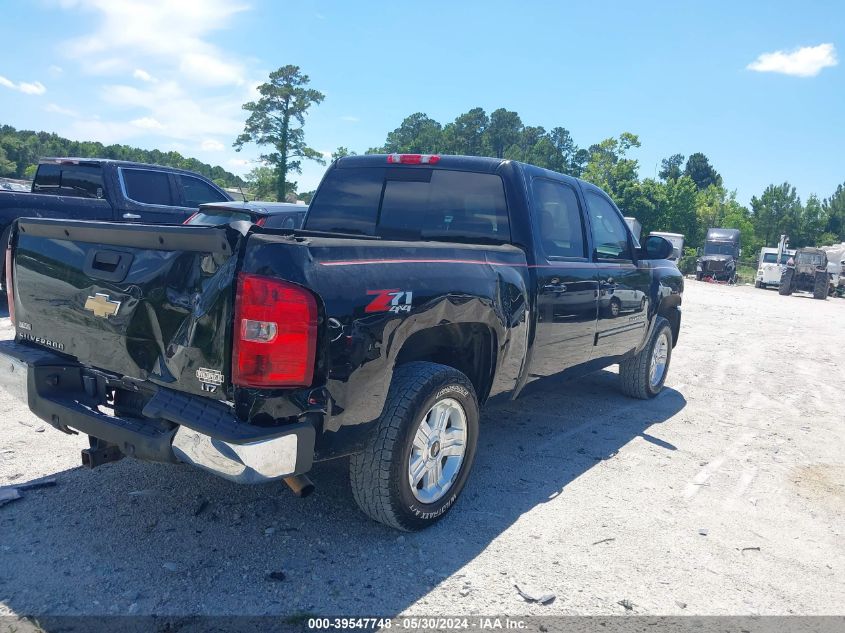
[84,293,121,318]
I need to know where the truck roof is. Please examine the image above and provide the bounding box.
[39,157,217,178]
[706,227,741,241]
[334,154,587,188]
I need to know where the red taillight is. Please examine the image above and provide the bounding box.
[183,212,199,225]
[232,273,318,388]
[5,245,14,325]
[255,217,267,227]
[387,153,440,165]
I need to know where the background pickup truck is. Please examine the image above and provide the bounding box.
[0,157,232,286]
[0,153,683,531]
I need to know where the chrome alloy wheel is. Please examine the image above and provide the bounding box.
[408,397,468,504]
[649,330,670,388]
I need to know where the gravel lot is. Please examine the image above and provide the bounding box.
[0,282,843,618]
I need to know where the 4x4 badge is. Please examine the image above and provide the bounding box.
[84,293,121,318]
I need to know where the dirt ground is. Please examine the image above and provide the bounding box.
[0,281,843,618]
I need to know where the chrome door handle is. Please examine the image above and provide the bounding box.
[122,213,141,220]
[543,283,567,292]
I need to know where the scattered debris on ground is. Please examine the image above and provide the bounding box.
[512,579,555,604]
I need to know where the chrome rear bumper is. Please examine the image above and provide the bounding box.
[0,339,315,484]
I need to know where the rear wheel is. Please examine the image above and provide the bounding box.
[813,273,829,300]
[619,317,673,400]
[349,362,479,531]
[779,269,794,295]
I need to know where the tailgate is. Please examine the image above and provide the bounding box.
[11,218,241,401]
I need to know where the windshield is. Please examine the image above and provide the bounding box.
[704,242,737,256]
[762,252,792,264]
[795,252,824,266]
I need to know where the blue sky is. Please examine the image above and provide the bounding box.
[0,0,842,203]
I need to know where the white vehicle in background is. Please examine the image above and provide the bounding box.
[649,231,684,261]
[624,216,642,243]
[755,246,795,288]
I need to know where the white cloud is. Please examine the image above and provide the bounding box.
[45,103,79,117]
[19,81,47,95]
[101,81,244,142]
[180,53,244,86]
[0,75,46,95]
[201,139,225,151]
[63,119,142,145]
[133,68,157,83]
[52,0,263,172]
[61,0,249,86]
[48,65,64,76]
[340,115,359,122]
[130,116,164,130]
[747,43,838,77]
[227,158,251,167]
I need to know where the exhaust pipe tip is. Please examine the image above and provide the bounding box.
[283,474,315,498]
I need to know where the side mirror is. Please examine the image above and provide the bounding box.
[640,235,673,260]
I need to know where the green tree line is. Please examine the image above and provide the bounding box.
[359,108,845,254]
[0,124,245,188]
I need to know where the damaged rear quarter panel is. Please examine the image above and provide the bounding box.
[239,233,530,455]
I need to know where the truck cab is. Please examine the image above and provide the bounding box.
[696,228,741,283]
[755,246,795,288]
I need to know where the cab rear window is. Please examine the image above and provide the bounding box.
[33,163,104,199]
[305,167,510,242]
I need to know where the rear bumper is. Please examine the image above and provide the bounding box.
[0,339,314,484]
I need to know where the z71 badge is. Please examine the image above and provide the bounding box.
[366,289,414,313]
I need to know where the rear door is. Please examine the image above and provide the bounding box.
[118,167,186,223]
[527,177,598,376]
[583,188,649,359]
[12,218,241,400]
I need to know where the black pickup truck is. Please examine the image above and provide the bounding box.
[0,154,683,530]
[0,158,232,286]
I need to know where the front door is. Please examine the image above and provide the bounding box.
[582,188,649,359]
[528,177,598,377]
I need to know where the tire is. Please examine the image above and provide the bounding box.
[695,273,702,281]
[349,361,479,531]
[813,273,829,300]
[754,280,762,289]
[779,269,794,296]
[619,316,673,400]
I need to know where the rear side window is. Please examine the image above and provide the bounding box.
[122,169,173,206]
[33,164,104,198]
[33,164,60,190]
[179,175,228,207]
[306,167,510,242]
[306,168,385,235]
[531,178,586,259]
